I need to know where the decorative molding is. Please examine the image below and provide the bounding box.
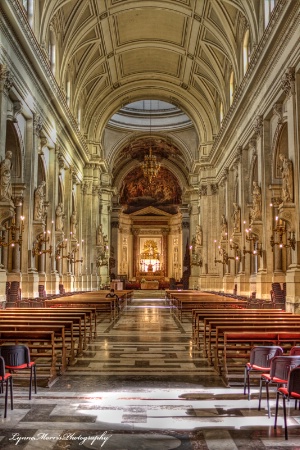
[0,64,13,94]
[210,184,218,195]
[253,115,263,138]
[281,66,295,97]
[199,184,207,196]
[33,113,43,137]
[273,103,283,123]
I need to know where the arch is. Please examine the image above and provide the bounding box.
[87,82,213,146]
[5,121,23,180]
[273,122,288,181]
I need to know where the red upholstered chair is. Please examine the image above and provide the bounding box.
[0,355,13,418]
[258,355,300,418]
[244,346,283,400]
[290,346,300,356]
[0,345,37,400]
[274,366,300,440]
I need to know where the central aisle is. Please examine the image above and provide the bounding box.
[1,291,300,449]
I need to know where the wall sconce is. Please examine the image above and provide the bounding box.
[55,239,67,260]
[0,215,25,248]
[229,239,241,261]
[72,244,83,265]
[32,229,52,257]
[270,216,296,251]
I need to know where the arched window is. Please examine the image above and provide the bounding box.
[264,0,275,28]
[77,106,81,130]
[220,102,224,124]
[243,29,250,75]
[49,28,56,74]
[66,80,71,107]
[229,71,234,106]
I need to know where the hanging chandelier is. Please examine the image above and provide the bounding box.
[141,146,160,183]
[141,100,160,183]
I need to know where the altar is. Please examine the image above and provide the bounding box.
[141,280,159,290]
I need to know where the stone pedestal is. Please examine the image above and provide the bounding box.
[49,272,60,294]
[223,274,235,293]
[75,275,83,292]
[285,265,300,313]
[91,274,100,290]
[21,271,39,298]
[255,271,273,300]
[0,268,7,303]
[81,274,90,291]
[64,273,75,292]
[234,273,250,297]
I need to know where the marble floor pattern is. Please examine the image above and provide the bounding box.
[1,291,300,449]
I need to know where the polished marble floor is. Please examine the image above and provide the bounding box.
[1,291,300,449]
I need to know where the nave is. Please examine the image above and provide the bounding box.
[1,291,300,449]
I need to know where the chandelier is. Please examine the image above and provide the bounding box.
[141,146,160,183]
[141,100,160,183]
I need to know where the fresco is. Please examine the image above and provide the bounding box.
[119,166,182,212]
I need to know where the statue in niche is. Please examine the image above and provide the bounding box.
[195,224,203,246]
[96,224,104,246]
[55,202,65,231]
[34,181,46,220]
[220,214,228,240]
[250,181,262,222]
[0,151,13,201]
[232,203,241,232]
[279,153,293,202]
[70,209,77,238]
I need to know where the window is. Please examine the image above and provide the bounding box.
[220,102,224,124]
[66,80,71,107]
[243,29,250,75]
[49,29,56,74]
[264,0,275,28]
[229,71,234,106]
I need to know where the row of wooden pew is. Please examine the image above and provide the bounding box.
[165,290,247,321]
[192,307,300,386]
[0,290,133,385]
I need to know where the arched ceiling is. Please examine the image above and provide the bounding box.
[39,0,259,144]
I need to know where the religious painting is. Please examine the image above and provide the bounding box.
[119,166,182,212]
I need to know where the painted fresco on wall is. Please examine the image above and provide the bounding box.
[119,166,182,212]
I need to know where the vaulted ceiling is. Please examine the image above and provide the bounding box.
[38,0,260,145]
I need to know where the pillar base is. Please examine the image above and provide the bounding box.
[21,272,39,298]
[0,268,7,304]
[223,274,235,294]
[255,271,273,300]
[285,265,300,313]
[234,273,250,297]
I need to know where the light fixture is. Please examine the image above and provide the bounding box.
[141,100,160,183]
[0,214,25,248]
[32,229,52,257]
[270,216,296,251]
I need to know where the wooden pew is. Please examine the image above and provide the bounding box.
[0,324,67,373]
[44,298,117,321]
[6,307,96,341]
[206,318,300,363]
[0,311,86,354]
[0,330,57,385]
[192,309,289,344]
[221,331,300,386]
[0,319,76,366]
[212,324,300,384]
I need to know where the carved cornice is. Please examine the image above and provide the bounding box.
[33,113,43,137]
[281,67,295,98]
[253,115,263,139]
[199,185,207,196]
[0,64,13,95]
[210,184,218,195]
[248,139,257,155]
[273,103,283,123]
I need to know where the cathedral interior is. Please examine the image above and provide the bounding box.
[0,0,300,448]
